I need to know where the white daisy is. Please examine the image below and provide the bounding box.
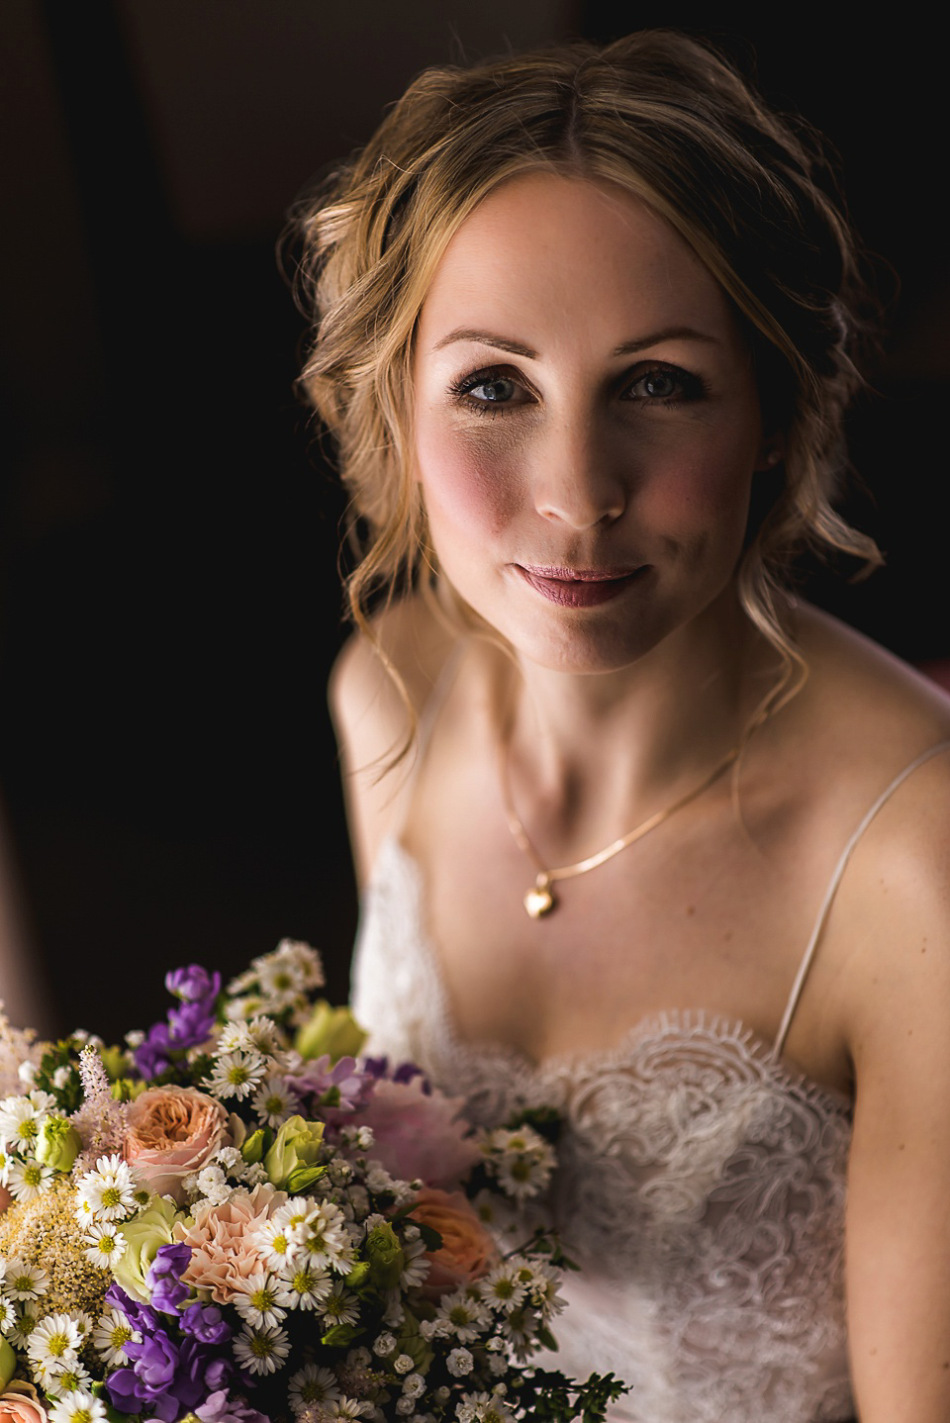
[232,1322,291,1376]
[481,1264,528,1315]
[232,1272,288,1330]
[0,1297,15,1332]
[204,1050,267,1101]
[48,1391,108,1423]
[83,1223,126,1269]
[288,1362,341,1410]
[320,1283,360,1329]
[7,1156,54,1202]
[92,1307,141,1366]
[278,1259,331,1311]
[331,1399,375,1420]
[0,1095,43,1149]
[435,1290,492,1344]
[300,1201,352,1268]
[26,1311,83,1371]
[3,1258,49,1301]
[252,1075,299,1128]
[75,1155,138,1221]
[250,1213,304,1271]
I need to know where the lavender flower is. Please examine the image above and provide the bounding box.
[135,963,220,1076]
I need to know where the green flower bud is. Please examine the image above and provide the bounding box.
[294,1000,367,1063]
[241,1128,269,1165]
[34,1114,82,1172]
[365,1221,405,1290]
[0,1334,16,1390]
[264,1115,324,1191]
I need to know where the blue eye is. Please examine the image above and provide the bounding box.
[465,376,517,404]
[624,366,703,404]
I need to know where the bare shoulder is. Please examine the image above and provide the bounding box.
[793,605,950,1061]
[328,593,459,883]
[795,601,950,755]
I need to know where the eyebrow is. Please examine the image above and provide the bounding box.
[431,325,721,358]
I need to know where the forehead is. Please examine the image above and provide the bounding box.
[416,171,740,350]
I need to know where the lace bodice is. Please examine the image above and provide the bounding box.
[352,837,855,1423]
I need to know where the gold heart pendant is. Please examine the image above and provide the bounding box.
[524,882,555,918]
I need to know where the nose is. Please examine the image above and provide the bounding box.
[532,417,627,531]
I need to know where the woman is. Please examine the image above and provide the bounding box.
[292,31,950,1423]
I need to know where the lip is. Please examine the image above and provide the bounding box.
[515,564,648,607]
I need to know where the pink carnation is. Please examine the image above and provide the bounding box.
[173,1184,286,1303]
[123,1085,230,1204]
[357,1077,480,1188]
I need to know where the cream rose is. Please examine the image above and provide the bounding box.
[123,1085,230,1203]
[410,1186,500,1298]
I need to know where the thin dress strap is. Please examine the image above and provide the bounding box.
[773,738,950,1059]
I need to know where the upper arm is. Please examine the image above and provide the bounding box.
[839,760,950,1420]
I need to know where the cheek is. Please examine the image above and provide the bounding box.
[643,433,756,546]
[415,421,521,542]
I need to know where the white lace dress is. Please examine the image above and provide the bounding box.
[351,744,949,1423]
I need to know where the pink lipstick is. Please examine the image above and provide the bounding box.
[515,564,646,607]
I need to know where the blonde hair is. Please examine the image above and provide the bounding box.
[290,29,880,725]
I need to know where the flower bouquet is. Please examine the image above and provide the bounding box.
[0,942,625,1423]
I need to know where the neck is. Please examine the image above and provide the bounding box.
[501,593,774,857]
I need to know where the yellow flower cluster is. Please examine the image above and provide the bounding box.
[0,1179,108,1321]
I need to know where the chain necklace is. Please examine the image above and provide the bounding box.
[500,737,740,919]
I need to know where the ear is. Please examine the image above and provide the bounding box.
[754,434,786,473]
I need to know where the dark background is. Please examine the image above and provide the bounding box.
[1,2,947,1042]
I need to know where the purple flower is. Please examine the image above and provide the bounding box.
[148,1242,193,1313]
[196,1391,271,1423]
[108,1330,181,1420]
[166,965,221,1003]
[180,1302,233,1345]
[135,964,220,1076]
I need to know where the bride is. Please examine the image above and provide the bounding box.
[291,31,950,1423]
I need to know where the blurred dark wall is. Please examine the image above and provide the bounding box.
[0,1,947,1040]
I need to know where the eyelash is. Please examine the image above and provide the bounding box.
[448,363,707,416]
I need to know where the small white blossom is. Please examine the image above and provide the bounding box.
[3,1258,48,1301]
[447,1348,474,1378]
[233,1272,288,1330]
[76,1155,138,1222]
[83,1223,126,1269]
[233,1322,291,1376]
[26,1311,83,1370]
[93,1307,141,1366]
[7,1156,54,1202]
[204,1050,267,1101]
[288,1362,341,1409]
[393,1354,415,1376]
[48,1392,108,1423]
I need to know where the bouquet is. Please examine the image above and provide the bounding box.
[0,941,625,1423]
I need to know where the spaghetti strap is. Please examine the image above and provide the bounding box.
[773,738,950,1059]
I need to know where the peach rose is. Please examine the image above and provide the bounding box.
[0,1382,49,1423]
[123,1085,230,1203]
[410,1186,500,1298]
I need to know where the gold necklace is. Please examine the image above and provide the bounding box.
[500,738,740,919]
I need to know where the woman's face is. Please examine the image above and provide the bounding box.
[412,172,775,676]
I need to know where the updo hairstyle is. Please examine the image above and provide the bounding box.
[290,29,879,708]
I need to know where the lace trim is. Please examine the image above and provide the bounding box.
[366,836,851,1114]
